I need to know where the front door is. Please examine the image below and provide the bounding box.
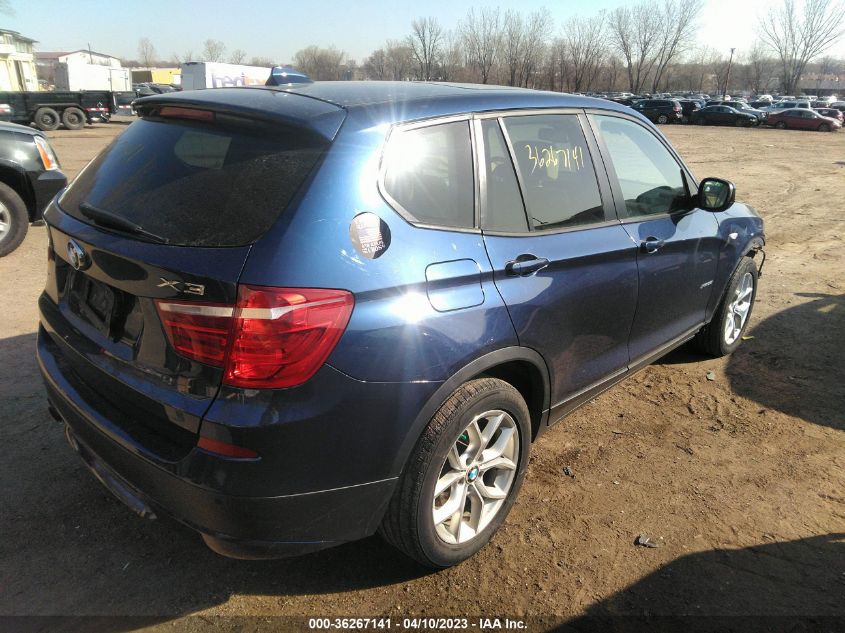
[588,113,722,362]
[476,113,638,405]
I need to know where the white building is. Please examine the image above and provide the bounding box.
[55,50,122,68]
[0,29,38,91]
[36,49,126,91]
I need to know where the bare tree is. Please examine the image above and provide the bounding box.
[650,0,703,92]
[228,49,247,64]
[408,17,444,80]
[501,9,553,87]
[138,38,156,67]
[744,42,777,93]
[364,48,388,80]
[440,31,467,82]
[561,12,608,92]
[248,56,276,67]
[460,7,501,84]
[609,2,663,93]
[759,0,845,95]
[171,50,194,65]
[385,39,413,80]
[501,11,527,86]
[201,39,227,62]
[293,45,346,80]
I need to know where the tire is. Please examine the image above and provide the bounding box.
[657,114,669,124]
[693,257,758,357]
[61,107,86,130]
[379,377,531,568]
[775,121,787,129]
[33,107,60,131]
[0,182,29,257]
[819,123,830,132]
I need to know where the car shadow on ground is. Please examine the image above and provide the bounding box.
[656,293,844,432]
[563,533,845,630]
[0,332,433,632]
[725,293,844,432]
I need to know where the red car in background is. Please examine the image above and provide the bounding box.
[764,108,841,131]
[814,108,845,124]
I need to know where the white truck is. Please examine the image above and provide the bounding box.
[54,63,131,92]
[179,62,272,90]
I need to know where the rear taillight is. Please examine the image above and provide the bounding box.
[155,302,233,366]
[155,286,354,389]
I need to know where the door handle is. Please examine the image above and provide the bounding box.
[641,237,665,254]
[505,256,549,276]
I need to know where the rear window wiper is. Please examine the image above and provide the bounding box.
[78,202,170,245]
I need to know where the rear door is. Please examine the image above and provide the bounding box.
[40,100,342,460]
[588,112,721,362]
[476,112,638,405]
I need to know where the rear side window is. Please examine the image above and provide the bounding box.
[480,119,527,232]
[60,117,328,247]
[382,121,474,229]
[593,115,688,218]
[502,114,605,230]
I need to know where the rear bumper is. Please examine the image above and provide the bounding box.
[38,326,401,558]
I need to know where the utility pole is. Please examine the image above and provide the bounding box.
[723,47,735,100]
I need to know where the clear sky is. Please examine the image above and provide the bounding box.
[4,0,845,64]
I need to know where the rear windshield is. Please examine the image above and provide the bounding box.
[60,116,329,247]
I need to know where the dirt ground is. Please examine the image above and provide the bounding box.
[0,117,843,631]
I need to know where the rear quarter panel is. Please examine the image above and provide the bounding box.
[240,112,519,384]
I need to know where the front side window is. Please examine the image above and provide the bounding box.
[502,114,605,231]
[382,121,474,229]
[592,115,689,218]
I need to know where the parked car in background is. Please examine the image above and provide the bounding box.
[0,122,67,256]
[814,108,844,124]
[691,105,759,127]
[763,100,811,114]
[630,98,682,124]
[677,99,703,123]
[133,83,179,97]
[765,108,841,131]
[37,82,765,567]
[706,100,764,121]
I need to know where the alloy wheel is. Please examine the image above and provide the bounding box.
[0,201,9,240]
[432,409,519,545]
[724,272,754,345]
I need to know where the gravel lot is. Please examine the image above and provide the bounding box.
[0,117,843,630]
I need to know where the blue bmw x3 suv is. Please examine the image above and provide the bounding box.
[38,82,764,567]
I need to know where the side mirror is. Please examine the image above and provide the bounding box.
[698,178,736,211]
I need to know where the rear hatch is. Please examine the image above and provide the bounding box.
[40,89,345,461]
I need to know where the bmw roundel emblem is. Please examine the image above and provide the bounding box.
[467,466,479,482]
[67,240,90,271]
